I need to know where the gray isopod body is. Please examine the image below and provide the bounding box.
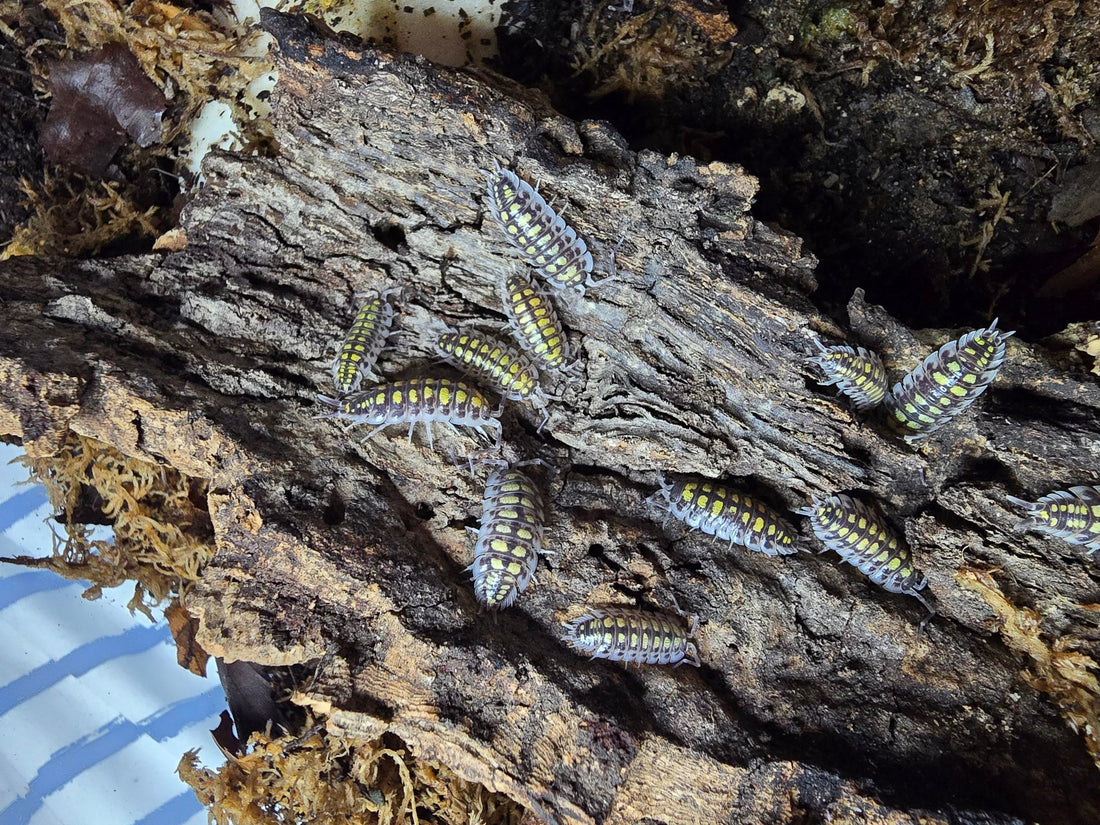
[562,605,700,667]
[469,463,546,609]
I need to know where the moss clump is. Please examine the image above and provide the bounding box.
[4,173,163,258]
[179,725,527,825]
[10,432,215,618]
[572,0,736,102]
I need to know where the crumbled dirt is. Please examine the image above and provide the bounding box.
[497,0,1100,335]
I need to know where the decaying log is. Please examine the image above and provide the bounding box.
[3,11,1100,825]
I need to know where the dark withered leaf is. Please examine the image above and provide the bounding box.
[42,43,167,176]
[1049,160,1100,228]
[210,709,243,757]
[216,658,288,745]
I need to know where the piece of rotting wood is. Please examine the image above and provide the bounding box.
[2,10,1100,825]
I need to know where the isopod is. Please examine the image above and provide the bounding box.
[331,290,396,394]
[651,472,801,556]
[484,164,604,295]
[317,378,501,447]
[806,341,888,412]
[562,605,700,667]
[886,319,1013,443]
[468,463,546,609]
[500,272,573,371]
[435,329,551,429]
[796,494,935,628]
[1006,485,1100,553]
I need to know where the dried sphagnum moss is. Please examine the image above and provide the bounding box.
[572,0,736,102]
[5,172,162,258]
[179,726,526,825]
[0,0,275,258]
[11,432,215,618]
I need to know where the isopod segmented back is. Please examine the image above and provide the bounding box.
[435,329,551,428]
[796,494,934,624]
[652,473,801,556]
[562,606,700,667]
[331,291,396,394]
[886,319,1013,443]
[317,377,501,448]
[484,164,599,295]
[1007,485,1100,553]
[807,341,888,412]
[501,272,572,372]
[469,464,546,609]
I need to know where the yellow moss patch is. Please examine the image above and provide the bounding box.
[178,723,527,825]
[11,432,215,619]
[4,173,161,258]
[957,567,1100,769]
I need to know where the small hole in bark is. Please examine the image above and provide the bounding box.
[415,502,435,520]
[373,219,406,251]
[323,490,346,525]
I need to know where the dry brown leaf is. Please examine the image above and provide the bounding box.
[166,601,210,676]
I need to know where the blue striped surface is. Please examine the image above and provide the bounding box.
[0,487,49,532]
[0,444,222,825]
[0,571,70,611]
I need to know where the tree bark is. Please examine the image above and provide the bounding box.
[2,11,1099,825]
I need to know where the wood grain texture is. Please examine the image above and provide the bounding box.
[2,11,1099,824]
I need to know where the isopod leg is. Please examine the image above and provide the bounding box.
[683,642,701,668]
[588,234,625,290]
[361,424,388,442]
[912,590,936,639]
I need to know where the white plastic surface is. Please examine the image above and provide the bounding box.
[0,444,222,825]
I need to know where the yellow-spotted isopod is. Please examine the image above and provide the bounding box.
[806,341,888,412]
[797,494,935,629]
[484,164,605,295]
[317,377,501,448]
[562,605,700,667]
[435,329,551,429]
[1007,485,1100,553]
[652,472,802,557]
[886,320,1013,444]
[469,463,546,609]
[500,272,573,372]
[331,290,396,394]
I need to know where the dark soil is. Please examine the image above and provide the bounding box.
[0,4,51,241]
[497,0,1100,336]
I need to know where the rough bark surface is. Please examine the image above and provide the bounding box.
[2,12,1099,825]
